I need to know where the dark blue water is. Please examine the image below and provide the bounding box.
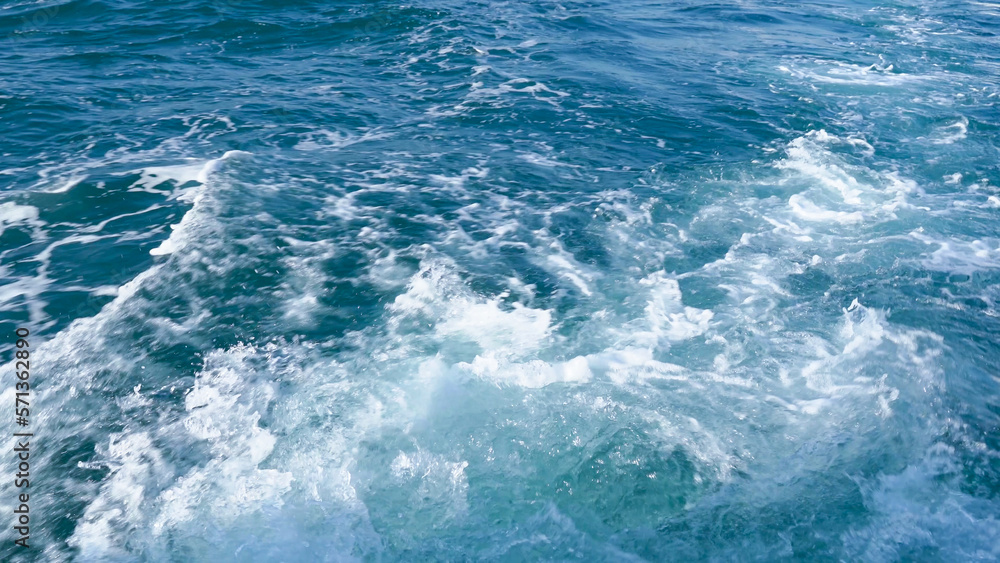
[1,0,999,560]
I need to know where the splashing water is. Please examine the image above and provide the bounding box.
[1,0,999,560]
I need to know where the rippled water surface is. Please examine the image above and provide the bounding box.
[1,0,1000,560]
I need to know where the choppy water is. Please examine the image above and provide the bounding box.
[1,0,999,560]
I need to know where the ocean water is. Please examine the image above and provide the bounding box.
[1,0,999,560]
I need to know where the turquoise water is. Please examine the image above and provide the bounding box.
[1,0,999,560]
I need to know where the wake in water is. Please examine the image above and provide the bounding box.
[1,0,999,561]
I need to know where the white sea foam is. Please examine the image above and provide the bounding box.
[777,132,864,204]
[129,161,206,195]
[779,57,928,87]
[462,77,570,109]
[518,152,578,168]
[149,150,249,256]
[64,340,387,559]
[390,259,555,360]
[636,271,713,344]
[931,117,969,145]
[911,231,1000,273]
[0,201,40,237]
[459,353,593,388]
[292,128,390,152]
[788,194,864,223]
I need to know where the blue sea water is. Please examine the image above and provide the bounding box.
[1,0,1000,560]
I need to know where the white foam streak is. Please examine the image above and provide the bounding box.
[911,231,1000,274]
[931,117,968,145]
[780,60,924,87]
[149,150,249,256]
